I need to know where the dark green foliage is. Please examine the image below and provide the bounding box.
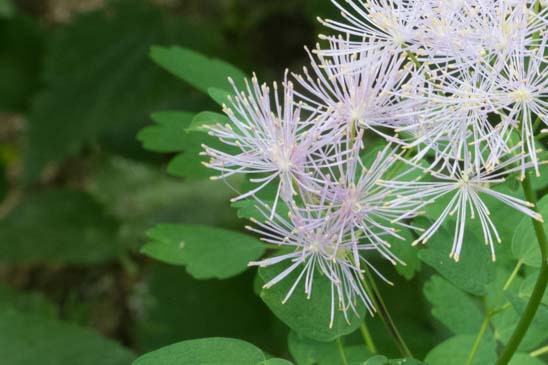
[0,188,122,264]
[0,14,43,111]
[1,1,547,364]
[24,0,222,182]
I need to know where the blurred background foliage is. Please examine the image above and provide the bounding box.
[1,0,542,364]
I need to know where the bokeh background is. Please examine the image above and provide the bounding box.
[0,0,451,362]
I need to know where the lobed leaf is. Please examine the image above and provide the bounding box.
[424,335,497,365]
[149,46,246,94]
[423,275,484,335]
[141,224,265,279]
[416,218,496,296]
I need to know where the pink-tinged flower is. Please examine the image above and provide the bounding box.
[312,141,422,267]
[382,147,543,262]
[201,73,339,213]
[293,43,417,143]
[246,141,424,327]
[247,197,385,328]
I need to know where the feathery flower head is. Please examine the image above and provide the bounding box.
[382,146,543,262]
[202,72,339,210]
[294,43,417,144]
[247,198,378,328]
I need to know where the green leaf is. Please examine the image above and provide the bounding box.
[208,87,232,106]
[24,0,221,181]
[0,15,43,111]
[388,229,421,280]
[487,269,545,351]
[508,353,546,365]
[417,219,496,296]
[0,189,121,264]
[492,306,548,351]
[258,260,365,342]
[511,196,548,268]
[166,131,236,181]
[364,356,425,365]
[133,338,266,365]
[519,270,548,306]
[287,331,338,365]
[424,335,497,365]
[423,275,484,334]
[137,111,193,152]
[0,310,135,365]
[141,224,265,279]
[318,345,370,365]
[187,111,231,133]
[508,294,548,333]
[149,46,246,93]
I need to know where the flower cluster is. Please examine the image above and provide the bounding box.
[202,0,547,324]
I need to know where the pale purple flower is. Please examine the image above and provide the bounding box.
[202,73,339,213]
[247,197,382,328]
[311,141,422,267]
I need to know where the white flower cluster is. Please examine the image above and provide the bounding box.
[202,0,547,324]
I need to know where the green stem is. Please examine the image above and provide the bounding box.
[466,315,491,365]
[360,322,378,354]
[362,271,413,358]
[503,259,523,291]
[496,176,548,365]
[531,345,548,358]
[336,337,349,365]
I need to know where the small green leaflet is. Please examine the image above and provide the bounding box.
[149,46,247,94]
[511,195,548,268]
[423,275,484,335]
[387,228,421,280]
[137,111,193,152]
[133,337,292,365]
[416,218,496,296]
[138,110,236,181]
[258,259,366,342]
[141,224,266,280]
